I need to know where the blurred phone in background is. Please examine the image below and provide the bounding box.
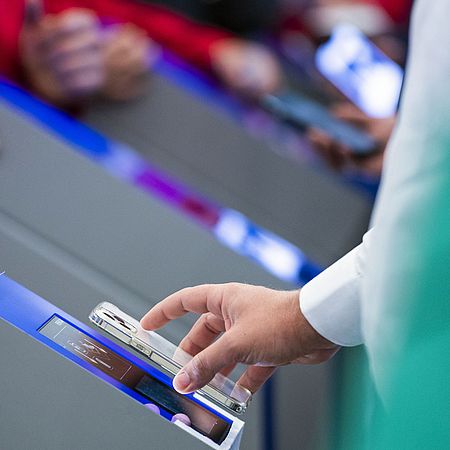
[261,92,378,156]
[316,24,404,118]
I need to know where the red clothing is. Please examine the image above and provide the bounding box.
[371,0,413,24]
[0,0,230,82]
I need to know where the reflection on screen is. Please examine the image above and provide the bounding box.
[39,316,230,444]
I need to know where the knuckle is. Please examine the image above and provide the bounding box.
[198,283,213,291]
[180,286,196,296]
[224,282,242,293]
[203,314,222,335]
[182,340,199,356]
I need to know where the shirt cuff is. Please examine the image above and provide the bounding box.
[300,246,363,347]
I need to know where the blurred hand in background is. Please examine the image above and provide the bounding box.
[101,23,160,102]
[20,5,105,106]
[308,102,396,176]
[210,38,282,99]
[20,1,156,107]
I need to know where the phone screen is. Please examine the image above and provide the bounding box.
[316,24,403,118]
[39,315,231,444]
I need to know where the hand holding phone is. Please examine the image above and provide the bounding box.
[89,302,252,414]
[307,102,394,175]
[261,91,379,156]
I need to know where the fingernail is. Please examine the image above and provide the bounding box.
[171,413,191,427]
[139,318,152,330]
[145,403,160,414]
[173,370,191,393]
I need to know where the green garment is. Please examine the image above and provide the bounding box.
[335,1,450,448]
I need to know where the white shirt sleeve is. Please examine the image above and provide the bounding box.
[300,229,373,347]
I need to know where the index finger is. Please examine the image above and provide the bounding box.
[140,284,226,331]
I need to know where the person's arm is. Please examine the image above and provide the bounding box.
[139,229,372,394]
[44,0,281,96]
[20,5,106,107]
[138,229,373,395]
[45,0,230,70]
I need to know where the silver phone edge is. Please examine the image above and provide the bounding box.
[89,309,246,414]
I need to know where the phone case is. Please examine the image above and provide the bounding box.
[89,302,251,414]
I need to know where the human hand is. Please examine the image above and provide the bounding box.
[210,39,282,98]
[140,283,339,394]
[308,102,395,176]
[101,24,160,101]
[20,1,104,105]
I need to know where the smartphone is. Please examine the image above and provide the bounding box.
[261,91,378,156]
[316,24,403,118]
[89,302,251,414]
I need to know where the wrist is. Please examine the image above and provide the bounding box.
[295,290,340,363]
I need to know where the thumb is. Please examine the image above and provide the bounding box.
[173,334,238,394]
[23,0,43,28]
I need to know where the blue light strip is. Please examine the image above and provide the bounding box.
[214,209,321,284]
